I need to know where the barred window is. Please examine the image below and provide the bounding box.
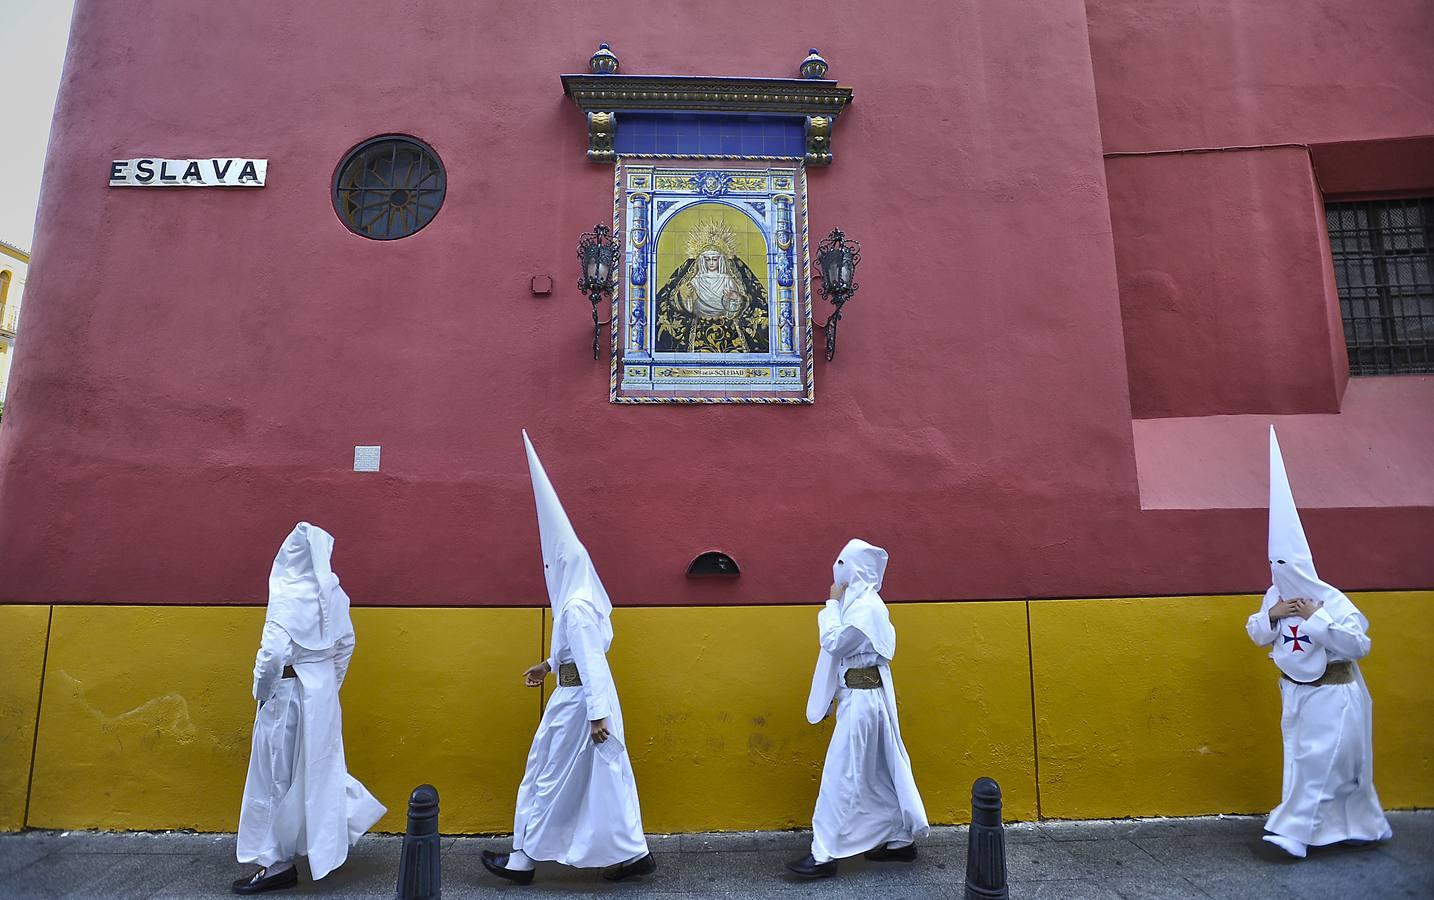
[332,135,445,241]
[1325,198,1434,375]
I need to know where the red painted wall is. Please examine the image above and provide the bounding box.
[1084,0,1434,151]
[1311,137,1434,199]
[1108,147,1347,419]
[0,0,1430,607]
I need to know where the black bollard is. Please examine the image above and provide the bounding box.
[396,784,441,900]
[965,777,1009,900]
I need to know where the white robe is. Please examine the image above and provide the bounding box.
[807,602,929,862]
[511,597,647,867]
[237,620,386,879]
[1246,589,1392,847]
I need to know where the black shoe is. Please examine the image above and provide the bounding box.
[864,843,918,862]
[231,865,298,894]
[603,853,657,881]
[480,850,535,885]
[785,853,837,878]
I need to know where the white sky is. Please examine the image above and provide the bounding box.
[0,0,76,251]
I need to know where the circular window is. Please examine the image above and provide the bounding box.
[332,135,446,240]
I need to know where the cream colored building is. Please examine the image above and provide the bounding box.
[0,240,30,406]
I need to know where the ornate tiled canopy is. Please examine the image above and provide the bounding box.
[560,72,854,165]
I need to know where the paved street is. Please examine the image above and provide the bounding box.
[1,812,1430,899]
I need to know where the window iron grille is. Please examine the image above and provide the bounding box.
[1325,198,1434,375]
[333,135,446,241]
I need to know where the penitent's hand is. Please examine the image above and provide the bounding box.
[829,582,844,602]
[1292,598,1324,620]
[523,661,550,687]
[590,718,610,744]
[1268,598,1298,627]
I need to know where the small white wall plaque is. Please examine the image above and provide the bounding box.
[353,445,381,472]
[108,158,267,188]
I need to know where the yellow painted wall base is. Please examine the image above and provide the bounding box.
[608,601,1036,832]
[890,602,1038,824]
[29,606,269,832]
[5,593,1432,834]
[1032,595,1282,819]
[25,606,542,834]
[0,605,49,831]
[1346,593,1434,808]
[1029,593,1434,819]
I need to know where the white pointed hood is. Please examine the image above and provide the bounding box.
[1266,426,1359,679]
[523,431,613,628]
[1267,426,1351,611]
[265,522,354,651]
[832,538,897,659]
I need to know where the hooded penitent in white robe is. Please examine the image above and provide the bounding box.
[804,540,929,862]
[510,431,648,867]
[1244,428,1392,854]
[237,523,386,880]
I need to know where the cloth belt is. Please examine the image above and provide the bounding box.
[558,662,582,687]
[282,665,296,679]
[1283,661,1354,686]
[843,666,882,689]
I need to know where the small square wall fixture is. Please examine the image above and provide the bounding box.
[353,445,381,472]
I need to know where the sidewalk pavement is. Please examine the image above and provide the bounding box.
[1,811,1429,899]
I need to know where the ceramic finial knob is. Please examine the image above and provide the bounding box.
[800,48,829,79]
[590,42,620,75]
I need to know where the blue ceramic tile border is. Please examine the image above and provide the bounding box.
[615,113,804,158]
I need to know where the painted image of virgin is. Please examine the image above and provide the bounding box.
[655,246,770,354]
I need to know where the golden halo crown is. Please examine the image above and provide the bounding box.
[685,217,740,261]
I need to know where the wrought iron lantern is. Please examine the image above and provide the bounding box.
[816,228,861,361]
[577,223,621,358]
